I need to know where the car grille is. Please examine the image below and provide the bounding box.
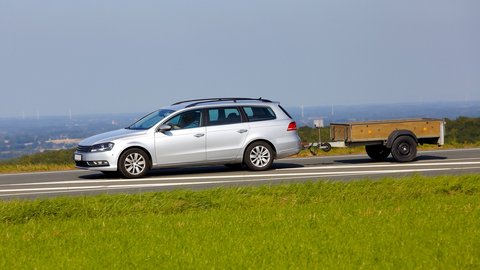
[75,161,89,167]
[75,161,109,167]
[76,145,92,153]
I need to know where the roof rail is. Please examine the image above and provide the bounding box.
[171,97,273,107]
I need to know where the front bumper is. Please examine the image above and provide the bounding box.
[74,151,119,171]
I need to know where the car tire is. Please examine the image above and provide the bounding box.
[365,145,391,161]
[243,141,274,171]
[391,136,417,162]
[118,148,150,178]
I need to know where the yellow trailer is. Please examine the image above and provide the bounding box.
[324,118,445,162]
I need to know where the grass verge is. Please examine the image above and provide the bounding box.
[0,149,76,173]
[0,174,479,268]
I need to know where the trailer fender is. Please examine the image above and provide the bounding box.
[386,130,417,148]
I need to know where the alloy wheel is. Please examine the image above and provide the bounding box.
[124,152,146,175]
[249,145,271,168]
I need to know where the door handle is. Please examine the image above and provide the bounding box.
[194,133,205,138]
[237,129,248,134]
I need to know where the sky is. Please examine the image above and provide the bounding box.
[1,0,479,118]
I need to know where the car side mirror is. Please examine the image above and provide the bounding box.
[158,124,172,132]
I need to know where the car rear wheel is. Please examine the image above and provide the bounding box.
[244,141,274,171]
[119,148,150,178]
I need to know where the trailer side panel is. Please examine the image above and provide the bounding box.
[330,119,444,144]
[349,120,443,142]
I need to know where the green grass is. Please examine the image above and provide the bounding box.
[0,149,76,173]
[1,175,479,268]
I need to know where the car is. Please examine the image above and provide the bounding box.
[74,98,302,178]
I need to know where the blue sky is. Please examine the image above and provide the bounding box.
[1,0,479,117]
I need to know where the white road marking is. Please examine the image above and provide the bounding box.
[1,148,480,197]
[277,161,480,171]
[0,148,478,177]
[2,160,479,187]
[2,166,480,195]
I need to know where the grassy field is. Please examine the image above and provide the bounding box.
[0,174,479,268]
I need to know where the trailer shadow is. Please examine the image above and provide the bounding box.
[334,155,447,164]
[415,155,448,161]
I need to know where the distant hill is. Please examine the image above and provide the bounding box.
[0,113,142,160]
[287,100,480,127]
[0,101,479,160]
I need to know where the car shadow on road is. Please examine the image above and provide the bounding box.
[272,163,305,169]
[78,162,305,179]
[78,166,229,179]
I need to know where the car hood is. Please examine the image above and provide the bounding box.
[79,128,148,146]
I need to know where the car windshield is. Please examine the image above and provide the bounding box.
[127,109,175,130]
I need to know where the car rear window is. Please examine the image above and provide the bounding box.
[207,107,242,126]
[242,106,276,122]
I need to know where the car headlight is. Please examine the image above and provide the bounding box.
[90,142,115,152]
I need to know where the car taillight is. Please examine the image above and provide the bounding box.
[287,121,297,131]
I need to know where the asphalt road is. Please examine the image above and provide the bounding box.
[1,148,480,200]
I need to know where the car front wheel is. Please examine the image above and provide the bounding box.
[119,148,150,178]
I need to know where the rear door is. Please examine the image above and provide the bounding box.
[205,107,249,162]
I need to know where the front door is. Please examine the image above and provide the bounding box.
[154,109,206,165]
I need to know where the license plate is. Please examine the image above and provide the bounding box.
[74,154,82,161]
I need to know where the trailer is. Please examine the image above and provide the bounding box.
[310,118,445,162]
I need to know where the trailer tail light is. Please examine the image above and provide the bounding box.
[287,121,297,131]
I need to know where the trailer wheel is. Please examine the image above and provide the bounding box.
[321,142,332,152]
[391,136,417,162]
[365,145,390,161]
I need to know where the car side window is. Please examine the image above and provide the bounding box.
[208,107,242,126]
[242,106,276,122]
[165,110,202,130]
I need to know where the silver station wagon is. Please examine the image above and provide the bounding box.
[74,98,301,178]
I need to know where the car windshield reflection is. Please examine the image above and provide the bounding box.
[127,109,175,130]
